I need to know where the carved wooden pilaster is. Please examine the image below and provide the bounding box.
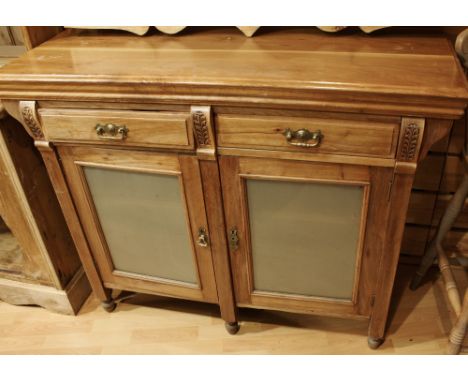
[19,101,45,140]
[368,117,426,346]
[191,106,216,160]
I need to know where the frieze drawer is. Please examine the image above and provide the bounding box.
[38,108,194,149]
[215,114,400,158]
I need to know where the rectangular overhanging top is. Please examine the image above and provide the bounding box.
[0,27,467,118]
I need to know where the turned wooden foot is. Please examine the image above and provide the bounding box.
[225,321,240,335]
[368,336,384,350]
[101,299,117,312]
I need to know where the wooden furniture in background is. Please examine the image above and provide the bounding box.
[20,26,62,50]
[0,28,90,314]
[0,27,26,68]
[0,27,466,348]
[0,112,91,314]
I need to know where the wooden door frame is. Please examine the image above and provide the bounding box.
[58,145,218,303]
[220,155,393,318]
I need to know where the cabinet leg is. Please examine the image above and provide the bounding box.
[225,321,240,335]
[101,298,117,313]
[368,336,384,350]
[369,171,416,349]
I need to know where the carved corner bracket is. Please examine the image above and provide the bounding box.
[398,122,421,162]
[191,106,215,160]
[19,101,45,140]
[395,117,425,174]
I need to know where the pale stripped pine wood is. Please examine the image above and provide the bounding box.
[0,265,465,355]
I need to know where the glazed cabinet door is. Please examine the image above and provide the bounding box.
[58,146,218,303]
[220,156,392,317]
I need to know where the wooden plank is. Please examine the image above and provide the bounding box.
[0,45,27,69]
[440,155,464,193]
[406,191,437,226]
[0,270,90,315]
[215,113,399,158]
[0,263,464,354]
[0,230,23,275]
[430,134,450,153]
[401,225,431,257]
[413,154,445,191]
[0,28,466,118]
[398,254,426,265]
[20,26,62,50]
[39,108,193,149]
[0,27,13,45]
[433,194,468,230]
[0,117,56,286]
[199,160,238,324]
[441,230,468,255]
[9,27,24,45]
[0,115,82,287]
[405,113,466,262]
[447,115,466,155]
[37,143,111,302]
[0,45,26,58]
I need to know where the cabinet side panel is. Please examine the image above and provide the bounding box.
[1,116,82,288]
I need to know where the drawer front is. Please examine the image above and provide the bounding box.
[216,114,400,158]
[39,109,193,149]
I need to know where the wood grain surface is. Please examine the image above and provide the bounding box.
[0,27,466,344]
[0,28,466,117]
[0,264,465,354]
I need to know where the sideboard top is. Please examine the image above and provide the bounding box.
[0,27,467,117]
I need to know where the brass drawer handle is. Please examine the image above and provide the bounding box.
[95,123,128,140]
[196,228,209,248]
[283,128,323,148]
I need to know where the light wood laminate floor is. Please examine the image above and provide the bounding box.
[0,264,466,354]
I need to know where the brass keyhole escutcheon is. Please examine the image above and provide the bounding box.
[229,228,239,251]
[197,227,209,248]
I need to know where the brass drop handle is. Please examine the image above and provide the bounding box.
[95,123,128,140]
[283,128,323,148]
[197,228,209,248]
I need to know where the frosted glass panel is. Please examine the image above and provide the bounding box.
[84,167,197,284]
[247,179,363,299]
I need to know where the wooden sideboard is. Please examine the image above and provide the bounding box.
[0,27,466,348]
